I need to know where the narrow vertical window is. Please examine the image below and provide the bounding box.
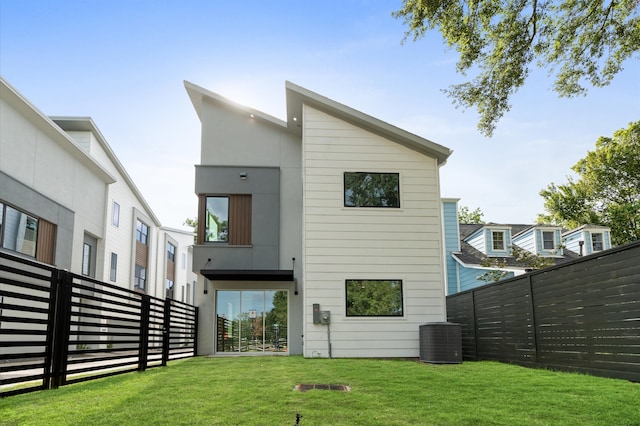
[82,243,91,276]
[134,265,146,291]
[492,231,505,251]
[591,233,604,252]
[205,197,229,242]
[110,252,118,282]
[542,231,555,250]
[112,202,120,227]
[136,219,149,245]
[182,253,186,269]
[167,242,176,262]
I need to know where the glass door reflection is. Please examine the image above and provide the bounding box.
[216,290,287,353]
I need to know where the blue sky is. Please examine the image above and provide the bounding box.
[1,1,638,229]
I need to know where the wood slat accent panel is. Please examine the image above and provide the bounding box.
[228,195,251,245]
[35,219,56,265]
[197,195,206,245]
[135,240,148,267]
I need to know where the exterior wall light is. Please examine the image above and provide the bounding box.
[240,172,247,180]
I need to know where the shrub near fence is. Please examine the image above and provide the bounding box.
[447,240,640,382]
[0,251,197,398]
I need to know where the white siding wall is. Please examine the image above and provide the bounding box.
[0,98,107,275]
[302,107,446,358]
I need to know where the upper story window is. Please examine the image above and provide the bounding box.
[591,233,604,252]
[491,231,505,251]
[202,195,251,245]
[542,231,555,250]
[167,242,176,262]
[136,219,149,245]
[344,172,400,208]
[0,202,38,258]
[346,279,403,317]
[112,202,120,227]
[205,197,229,242]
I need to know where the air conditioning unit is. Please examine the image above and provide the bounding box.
[419,322,462,364]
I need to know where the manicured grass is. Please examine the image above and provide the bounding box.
[1,357,639,425]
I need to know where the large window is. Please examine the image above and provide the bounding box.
[134,264,146,291]
[0,203,38,258]
[344,172,400,208]
[205,197,229,242]
[491,231,505,251]
[345,280,403,317]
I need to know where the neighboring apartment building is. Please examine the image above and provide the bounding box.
[0,77,194,301]
[186,80,453,358]
[442,198,613,294]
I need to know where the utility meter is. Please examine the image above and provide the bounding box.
[320,311,331,324]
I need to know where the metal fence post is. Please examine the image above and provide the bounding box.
[50,269,72,389]
[193,306,199,356]
[162,298,171,366]
[138,295,150,372]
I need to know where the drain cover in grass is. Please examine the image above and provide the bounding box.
[294,384,351,392]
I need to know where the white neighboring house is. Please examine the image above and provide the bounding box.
[186,80,452,358]
[0,77,195,300]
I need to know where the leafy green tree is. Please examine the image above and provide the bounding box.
[539,121,640,245]
[183,217,198,243]
[346,280,403,316]
[393,1,640,136]
[477,245,555,283]
[458,206,485,224]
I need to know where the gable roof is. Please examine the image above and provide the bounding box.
[184,80,453,166]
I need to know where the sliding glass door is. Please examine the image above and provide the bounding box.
[216,290,287,353]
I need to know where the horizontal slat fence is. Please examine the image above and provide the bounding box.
[0,251,197,397]
[447,241,640,382]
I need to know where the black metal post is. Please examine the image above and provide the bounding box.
[50,269,72,389]
[138,295,150,372]
[193,306,199,356]
[161,298,171,366]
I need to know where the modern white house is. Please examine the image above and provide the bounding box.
[186,80,453,358]
[0,76,195,301]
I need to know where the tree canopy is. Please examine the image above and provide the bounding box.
[538,121,640,245]
[394,0,640,136]
[458,206,485,224]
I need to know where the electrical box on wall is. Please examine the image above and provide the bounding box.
[320,311,330,324]
[313,303,321,324]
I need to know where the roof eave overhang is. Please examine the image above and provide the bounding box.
[200,269,294,282]
[285,81,453,165]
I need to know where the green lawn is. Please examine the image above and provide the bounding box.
[1,357,639,425]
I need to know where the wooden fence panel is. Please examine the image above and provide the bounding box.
[447,241,640,382]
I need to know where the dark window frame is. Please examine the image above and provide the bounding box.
[134,264,146,291]
[345,279,404,317]
[136,219,149,245]
[343,172,400,208]
[110,252,117,282]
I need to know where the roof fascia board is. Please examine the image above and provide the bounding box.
[184,80,287,129]
[1,77,116,185]
[285,81,452,165]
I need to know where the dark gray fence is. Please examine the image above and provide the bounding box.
[0,251,198,397]
[447,240,640,382]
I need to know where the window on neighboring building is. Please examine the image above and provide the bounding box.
[182,253,186,269]
[136,219,149,245]
[591,233,604,252]
[110,252,117,282]
[345,279,403,317]
[112,202,120,227]
[0,203,39,258]
[134,264,146,291]
[82,243,91,276]
[344,172,400,208]
[542,231,555,250]
[186,283,191,305]
[492,231,505,251]
[167,242,176,262]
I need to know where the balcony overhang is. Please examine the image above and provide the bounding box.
[200,269,294,281]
